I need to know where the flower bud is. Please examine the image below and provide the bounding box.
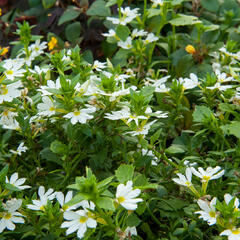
[185,45,196,54]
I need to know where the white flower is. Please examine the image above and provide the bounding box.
[10,142,28,156]
[116,180,143,210]
[143,33,159,44]
[102,29,116,38]
[37,96,56,117]
[28,40,47,58]
[220,228,240,240]
[0,110,19,130]
[61,201,97,239]
[125,226,137,237]
[224,194,239,213]
[0,199,24,233]
[178,73,199,90]
[27,186,55,211]
[38,78,61,96]
[0,81,22,103]
[142,149,158,166]
[92,60,106,72]
[131,29,147,38]
[56,191,81,212]
[3,61,26,81]
[125,120,156,136]
[29,65,50,75]
[206,82,233,91]
[215,70,234,83]
[5,172,30,190]
[118,37,133,49]
[191,166,224,183]
[195,197,217,225]
[63,106,96,125]
[173,167,192,187]
[151,0,164,7]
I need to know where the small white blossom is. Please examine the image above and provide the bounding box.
[56,191,81,212]
[118,37,133,49]
[37,96,56,117]
[64,106,96,125]
[5,172,30,190]
[191,166,224,183]
[178,73,199,90]
[151,0,164,7]
[27,186,55,211]
[102,29,116,38]
[173,167,192,187]
[92,60,107,72]
[131,29,148,38]
[10,142,28,156]
[61,201,97,239]
[224,194,240,213]
[0,81,23,103]
[220,228,240,240]
[0,199,24,233]
[143,33,159,44]
[116,180,143,210]
[195,197,217,225]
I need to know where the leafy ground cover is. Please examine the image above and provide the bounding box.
[0,0,240,239]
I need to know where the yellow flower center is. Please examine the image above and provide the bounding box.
[1,85,8,95]
[6,70,13,75]
[117,196,125,203]
[203,176,210,181]
[209,211,215,218]
[232,229,240,235]
[3,212,12,220]
[49,106,55,111]
[185,181,191,187]
[62,205,69,211]
[40,205,45,211]
[79,216,87,223]
[74,111,81,116]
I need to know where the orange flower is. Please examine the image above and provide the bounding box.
[0,8,2,16]
[185,45,196,54]
[48,37,58,51]
[0,47,9,56]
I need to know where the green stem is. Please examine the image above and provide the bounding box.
[146,203,162,226]
[162,153,178,168]
[95,205,115,229]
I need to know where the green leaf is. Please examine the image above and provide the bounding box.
[116,25,130,41]
[0,165,9,183]
[147,8,162,18]
[50,140,68,155]
[65,22,81,43]
[193,105,213,123]
[5,183,21,192]
[201,0,219,12]
[115,164,134,183]
[42,0,56,9]
[221,122,240,138]
[106,0,117,7]
[169,14,201,26]
[97,176,114,189]
[150,129,162,145]
[165,144,185,155]
[96,197,115,210]
[126,213,141,227]
[173,228,185,235]
[86,0,111,17]
[58,6,81,25]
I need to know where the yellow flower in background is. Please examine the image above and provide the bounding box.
[48,37,58,51]
[185,45,196,54]
[0,47,9,56]
[0,8,2,16]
